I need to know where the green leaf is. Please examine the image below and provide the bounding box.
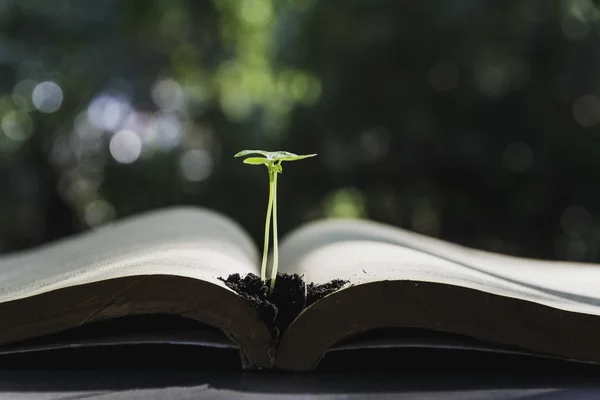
[235,149,316,168]
[234,149,317,163]
[267,151,298,160]
[255,151,318,162]
[243,157,270,165]
[276,153,317,162]
[234,150,269,158]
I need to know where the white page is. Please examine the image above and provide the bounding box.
[0,207,259,303]
[278,218,600,316]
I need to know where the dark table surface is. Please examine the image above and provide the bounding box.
[2,369,600,400]
[1,344,600,399]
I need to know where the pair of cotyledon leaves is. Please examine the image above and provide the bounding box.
[234,150,316,173]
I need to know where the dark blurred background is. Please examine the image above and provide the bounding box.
[0,0,598,262]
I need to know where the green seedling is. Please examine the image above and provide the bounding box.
[234,150,317,294]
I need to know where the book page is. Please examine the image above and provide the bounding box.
[0,207,259,303]
[278,218,600,316]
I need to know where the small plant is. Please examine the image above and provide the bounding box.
[234,150,317,293]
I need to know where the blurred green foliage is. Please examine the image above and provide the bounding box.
[0,0,600,263]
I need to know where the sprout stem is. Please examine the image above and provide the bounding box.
[260,169,274,281]
[235,150,315,293]
[269,169,279,294]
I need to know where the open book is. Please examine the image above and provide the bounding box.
[0,206,599,371]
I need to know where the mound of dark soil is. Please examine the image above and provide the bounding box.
[218,273,347,339]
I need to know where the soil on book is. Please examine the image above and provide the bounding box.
[218,273,347,339]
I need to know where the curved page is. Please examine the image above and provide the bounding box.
[279,218,600,316]
[276,218,600,370]
[0,207,274,369]
[0,207,258,302]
